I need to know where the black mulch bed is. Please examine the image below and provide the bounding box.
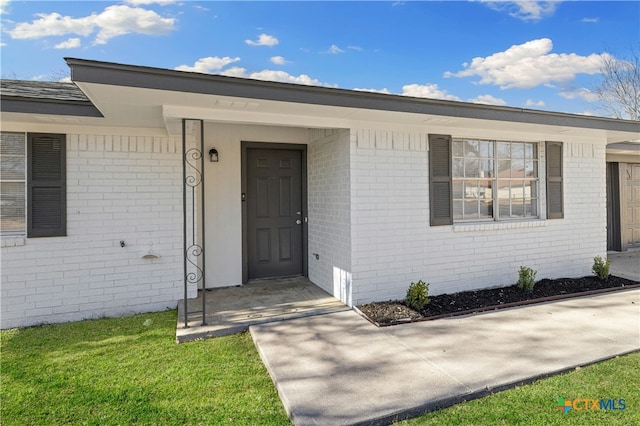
[356,275,640,326]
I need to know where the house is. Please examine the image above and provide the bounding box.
[1,58,638,330]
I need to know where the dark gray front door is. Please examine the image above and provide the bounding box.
[247,148,303,279]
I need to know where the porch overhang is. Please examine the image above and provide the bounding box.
[64,57,640,143]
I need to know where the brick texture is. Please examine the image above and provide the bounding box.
[1,133,192,329]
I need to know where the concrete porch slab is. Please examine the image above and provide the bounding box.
[176,277,348,343]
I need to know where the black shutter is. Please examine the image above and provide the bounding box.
[28,133,66,237]
[546,141,563,219]
[429,134,453,226]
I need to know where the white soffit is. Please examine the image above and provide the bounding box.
[75,81,638,143]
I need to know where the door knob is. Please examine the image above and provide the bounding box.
[296,219,302,225]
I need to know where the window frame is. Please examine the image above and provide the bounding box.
[429,134,563,226]
[451,138,540,223]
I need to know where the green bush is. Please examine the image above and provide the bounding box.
[592,255,611,280]
[517,266,537,292]
[405,280,430,310]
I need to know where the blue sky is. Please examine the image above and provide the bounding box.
[1,1,638,116]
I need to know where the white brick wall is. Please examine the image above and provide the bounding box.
[307,129,352,305]
[1,133,192,329]
[349,129,608,305]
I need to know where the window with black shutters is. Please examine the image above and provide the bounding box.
[429,134,563,225]
[27,133,66,237]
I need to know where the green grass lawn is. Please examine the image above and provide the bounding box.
[1,310,289,425]
[2,310,638,425]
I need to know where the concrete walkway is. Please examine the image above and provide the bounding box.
[609,250,640,281]
[251,288,640,426]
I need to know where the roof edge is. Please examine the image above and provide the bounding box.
[65,57,640,133]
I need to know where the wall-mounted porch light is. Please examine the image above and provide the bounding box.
[209,148,219,162]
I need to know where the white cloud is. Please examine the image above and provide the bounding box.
[245,33,278,47]
[125,0,176,5]
[270,56,288,65]
[1,0,10,15]
[479,1,560,21]
[327,44,344,54]
[218,67,248,78]
[558,88,600,102]
[9,12,95,39]
[175,56,241,73]
[8,5,175,45]
[54,37,81,49]
[92,5,176,44]
[348,45,362,52]
[470,94,507,106]
[582,17,599,23]
[401,83,461,101]
[353,87,391,94]
[177,57,331,87]
[445,38,607,89]
[399,83,508,105]
[240,69,326,86]
[525,99,545,107]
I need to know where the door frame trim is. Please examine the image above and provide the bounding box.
[241,141,308,283]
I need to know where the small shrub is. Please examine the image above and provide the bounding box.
[592,255,611,280]
[405,280,430,310]
[517,266,537,292]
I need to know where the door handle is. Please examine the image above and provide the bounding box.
[296,219,302,225]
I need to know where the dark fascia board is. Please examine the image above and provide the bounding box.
[1,95,103,117]
[65,57,640,133]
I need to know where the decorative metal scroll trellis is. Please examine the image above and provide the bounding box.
[182,119,206,328]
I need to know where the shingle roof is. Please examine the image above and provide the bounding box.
[0,79,102,117]
[1,80,90,102]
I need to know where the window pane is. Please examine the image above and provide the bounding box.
[0,133,25,155]
[465,140,479,156]
[453,140,464,157]
[525,143,537,159]
[497,142,511,158]
[498,160,511,178]
[479,140,493,158]
[465,158,479,177]
[452,158,464,178]
[464,199,479,219]
[525,160,537,178]
[511,159,524,177]
[0,182,25,234]
[453,200,463,220]
[453,181,464,198]
[511,199,525,218]
[525,199,537,217]
[498,199,511,218]
[481,159,493,178]
[464,181,478,199]
[528,180,538,198]
[1,132,25,181]
[480,199,493,219]
[511,180,524,199]
[512,143,524,159]
[1,156,25,180]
